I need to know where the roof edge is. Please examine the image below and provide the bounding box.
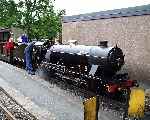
[63,4,150,23]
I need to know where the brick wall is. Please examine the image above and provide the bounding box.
[62,15,150,81]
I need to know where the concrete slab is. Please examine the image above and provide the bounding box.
[0,61,83,120]
[0,64,56,120]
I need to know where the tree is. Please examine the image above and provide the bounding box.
[18,0,65,41]
[0,0,20,28]
[0,0,65,41]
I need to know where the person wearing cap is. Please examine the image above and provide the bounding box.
[24,41,35,75]
[21,34,28,43]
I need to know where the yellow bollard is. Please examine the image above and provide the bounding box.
[83,96,99,120]
[128,87,145,118]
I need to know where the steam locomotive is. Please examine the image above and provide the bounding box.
[41,41,137,99]
[0,33,137,100]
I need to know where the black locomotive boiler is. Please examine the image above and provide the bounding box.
[46,41,124,76]
[42,41,137,98]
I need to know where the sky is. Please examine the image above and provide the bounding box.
[54,0,150,16]
[14,0,150,16]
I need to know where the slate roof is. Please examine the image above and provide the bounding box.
[63,4,150,23]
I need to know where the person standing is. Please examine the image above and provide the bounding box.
[24,42,35,75]
[21,34,28,43]
[5,35,14,63]
[5,37,14,55]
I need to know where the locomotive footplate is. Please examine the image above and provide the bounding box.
[40,62,136,99]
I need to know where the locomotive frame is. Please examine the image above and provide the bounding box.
[42,42,138,101]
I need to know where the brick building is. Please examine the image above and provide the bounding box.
[62,4,150,81]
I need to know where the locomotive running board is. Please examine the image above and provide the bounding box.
[89,65,98,76]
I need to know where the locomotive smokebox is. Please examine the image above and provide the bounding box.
[98,41,108,48]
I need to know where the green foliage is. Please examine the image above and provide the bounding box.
[19,0,65,40]
[0,0,19,27]
[0,0,65,41]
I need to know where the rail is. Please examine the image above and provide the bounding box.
[0,87,37,120]
[0,103,16,120]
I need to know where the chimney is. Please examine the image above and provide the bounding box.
[98,41,108,48]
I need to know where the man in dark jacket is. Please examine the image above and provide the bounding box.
[24,42,35,75]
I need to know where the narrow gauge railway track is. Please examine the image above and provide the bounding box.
[0,103,16,120]
[0,87,37,120]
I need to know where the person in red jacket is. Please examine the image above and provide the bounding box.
[5,37,14,56]
[4,37,14,63]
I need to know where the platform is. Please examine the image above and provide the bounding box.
[0,61,150,120]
